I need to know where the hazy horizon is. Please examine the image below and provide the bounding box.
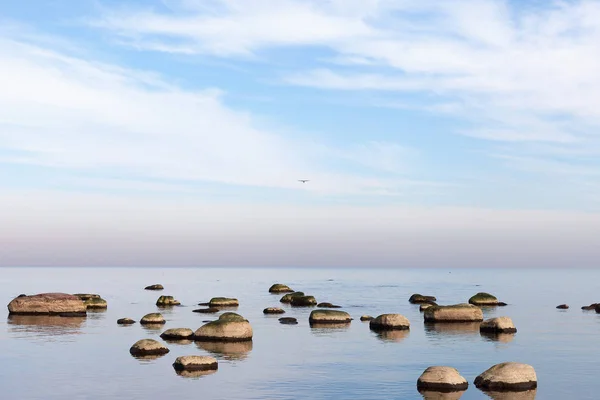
[2,1,600,268]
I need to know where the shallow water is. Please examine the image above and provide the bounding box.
[1,267,599,399]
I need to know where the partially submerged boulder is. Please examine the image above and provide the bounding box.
[556,304,569,309]
[73,293,100,301]
[360,315,374,321]
[194,313,252,342]
[83,297,108,309]
[417,366,468,392]
[424,304,483,323]
[582,303,598,310]
[474,362,537,391]
[469,292,500,306]
[268,284,294,293]
[173,356,218,371]
[480,317,517,334]
[129,339,169,356]
[309,310,351,324]
[263,307,285,314]
[409,294,437,304]
[145,284,164,290]
[156,295,180,306]
[317,302,341,308]
[117,318,135,325]
[160,328,194,340]
[420,303,435,312]
[209,297,239,307]
[280,292,304,304]
[290,295,317,307]
[140,313,165,325]
[193,307,220,314]
[279,317,298,325]
[369,314,410,331]
[7,293,86,316]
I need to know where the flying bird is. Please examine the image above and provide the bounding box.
[298,179,310,183]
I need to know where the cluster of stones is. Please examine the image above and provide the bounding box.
[73,294,108,310]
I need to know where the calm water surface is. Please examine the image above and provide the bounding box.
[1,267,599,400]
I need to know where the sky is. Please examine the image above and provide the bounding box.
[1,0,600,267]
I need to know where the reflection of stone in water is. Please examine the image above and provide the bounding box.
[130,353,168,362]
[376,329,410,342]
[310,323,351,336]
[86,309,107,320]
[419,389,466,400]
[164,339,194,346]
[424,322,480,336]
[7,315,85,336]
[196,341,253,361]
[480,331,515,344]
[483,389,537,400]
[175,369,217,378]
[141,324,164,332]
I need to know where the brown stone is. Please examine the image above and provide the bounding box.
[7,293,86,316]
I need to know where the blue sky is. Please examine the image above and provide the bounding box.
[2,0,600,267]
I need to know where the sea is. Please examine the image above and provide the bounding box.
[1,267,599,400]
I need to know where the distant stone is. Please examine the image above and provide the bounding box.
[268,284,294,293]
[317,302,342,308]
[194,313,252,342]
[129,339,169,356]
[263,307,285,314]
[209,297,239,307]
[424,304,484,323]
[556,304,569,309]
[469,292,500,306]
[279,317,298,325]
[474,362,537,391]
[73,293,101,301]
[309,310,352,324]
[173,356,218,371]
[417,366,468,392]
[360,315,374,321]
[156,295,180,307]
[197,302,210,306]
[160,328,194,340]
[582,303,598,310]
[193,307,220,314]
[7,293,87,316]
[145,284,164,291]
[280,292,305,304]
[117,318,136,325]
[370,314,410,331]
[290,295,317,307]
[409,294,437,304]
[140,313,165,325]
[480,317,517,333]
[497,302,508,307]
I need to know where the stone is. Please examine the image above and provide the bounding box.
[83,297,108,309]
[73,293,101,301]
[194,313,252,342]
[420,303,435,312]
[290,295,317,307]
[360,315,373,321]
[140,313,166,325]
[474,362,537,391]
[279,317,298,325]
[209,297,239,307]
[7,293,86,316]
[129,339,169,356]
[317,302,342,308]
[369,314,410,331]
[309,310,352,324]
[263,307,285,314]
[556,304,569,309]
[582,303,598,310]
[280,292,305,303]
[117,318,136,325]
[145,284,164,290]
[193,307,220,313]
[480,317,517,333]
[156,295,180,306]
[268,284,294,293]
[160,328,194,340]
[424,304,483,322]
[417,366,468,392]
[497,302,508,307]
[173,356,218,371]
[409,294,437,304]
[469,292,499,306]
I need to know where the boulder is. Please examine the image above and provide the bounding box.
[360,315,374,321]
[556,304,569,309]
[279,317,298,325]
[420,303,435,312]
[474,362,537,391]
[263,307,285,314]
[193,307,220,313]
[7,293,86,316]
[290,295,317,307]
[160,328,194,340]
[582,303,598,310]
[409,294,437,304]
[469,292,499,306]
[280,292,305,303]
[173,356,218,371]
[268,284,294,293]
[369,314,410,331]
[117,318,135,325]
[140,313,165,325]
[417,366,468,392]
[309,310,352,324]
[145,284,164,290]
[156,295,180,306]
[83,297,108,309]
[209,297,239,307]
[129,339,169,356]
[480,317,517,334]
[424,304,483,322]
[317,302,342,308]
[194,313,252,342]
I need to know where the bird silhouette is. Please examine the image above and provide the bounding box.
[298,180,310,183]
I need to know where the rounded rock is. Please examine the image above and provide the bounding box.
[409,294,437,304]
[83,297,108,309]
[417,366,468,392]
[268,284,294,293]
[369,314,410,331]
[263,307,285,314]
[194,313,252,342]
[117,318,136,325]
[7,293,87,316]
[360,315,374,321]
[209,297,239,307]
[129,339,169,356]
[469,292,499,306]
[290,295,317,307]
[193,307,220,314]
[309,310,352,324]
[424,304,483,322]
[279,317,298,325]
[160,328,194,340]
[420,303,435,312]
[317,302,341,308]
[140,313,166,325]
[480,317,517,333]
[156,295,180,306]
[474,362,537,391]
[280,292,304,304]
[145,284,164,290]
[556,304,569,309]
[173,355,218,371]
